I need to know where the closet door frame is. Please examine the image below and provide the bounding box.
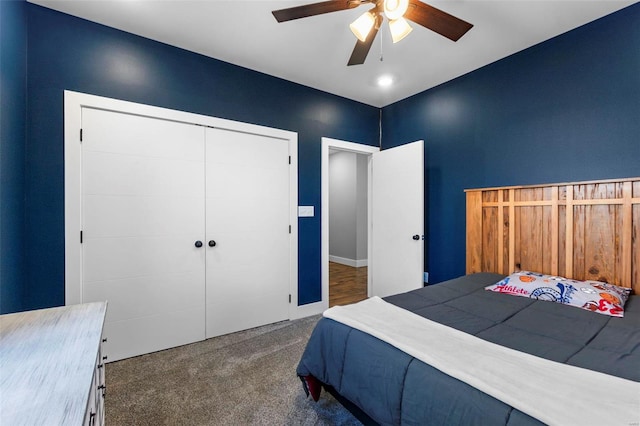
[64,91,300,318]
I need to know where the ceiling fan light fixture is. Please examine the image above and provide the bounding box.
[349,10,376,42]
[389,17,413,43]
[383,0,409,21]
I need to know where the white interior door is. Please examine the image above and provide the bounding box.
[205,128,290,338]
[370,140,424,297]
[81,108,206,361]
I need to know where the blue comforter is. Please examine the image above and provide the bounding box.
[297,273,640,425]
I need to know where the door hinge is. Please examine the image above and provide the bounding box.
[80,128,83,142]
[80,230,83,243]
[288,156,291,164]
[289,294,291,303]
[289,225,291,234]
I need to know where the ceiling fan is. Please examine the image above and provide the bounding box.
[272,0,473,66]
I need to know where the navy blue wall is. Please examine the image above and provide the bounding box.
[1,0,27,314]
[382,4,640,284]
[23,4,379,310]
[6,2,638,312]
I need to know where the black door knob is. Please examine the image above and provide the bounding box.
[195,240,203,248]
[208,240,216,247]
[412,235,420,240]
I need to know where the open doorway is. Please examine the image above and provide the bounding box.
[321,138,379,309]
[328,150,369,307]
[322,138,425,309]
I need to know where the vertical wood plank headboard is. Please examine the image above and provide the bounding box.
[466,177,640,294]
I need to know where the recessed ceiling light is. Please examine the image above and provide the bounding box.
[377,75,394,87]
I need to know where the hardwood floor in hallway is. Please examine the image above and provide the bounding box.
[329,262,368,307]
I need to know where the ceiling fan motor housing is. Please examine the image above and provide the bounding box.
[383,0,410,20]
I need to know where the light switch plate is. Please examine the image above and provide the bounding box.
[298,206,314,217]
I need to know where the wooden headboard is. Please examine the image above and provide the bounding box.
[466,177,640,294]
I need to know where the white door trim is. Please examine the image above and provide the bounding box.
[64,90,300,319]
[318,137,379,314]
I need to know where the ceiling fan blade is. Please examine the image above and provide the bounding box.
[272,1,360,23]
[405,0,473,41]
[347,22,379,66]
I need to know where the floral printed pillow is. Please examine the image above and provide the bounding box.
[485,271,631,317]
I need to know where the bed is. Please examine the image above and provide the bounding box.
[297,177,640,425]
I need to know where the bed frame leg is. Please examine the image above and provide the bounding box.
[299,375,322,401]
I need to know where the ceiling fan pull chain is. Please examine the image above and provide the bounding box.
[379,28,384,62]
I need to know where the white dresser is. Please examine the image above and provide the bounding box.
[0,302,107,425]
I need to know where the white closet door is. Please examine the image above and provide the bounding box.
[81,108,206,361]
[205,128,290,338]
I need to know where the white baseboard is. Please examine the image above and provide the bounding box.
[329,255,368,268]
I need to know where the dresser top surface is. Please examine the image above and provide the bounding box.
[0,302,107,425]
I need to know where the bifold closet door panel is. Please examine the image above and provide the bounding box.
[205,127,290,338]
[81,108,206,361]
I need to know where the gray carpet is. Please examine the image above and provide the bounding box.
[106,315,362,425]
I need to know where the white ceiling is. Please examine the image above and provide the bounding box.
[28,0,636,107]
